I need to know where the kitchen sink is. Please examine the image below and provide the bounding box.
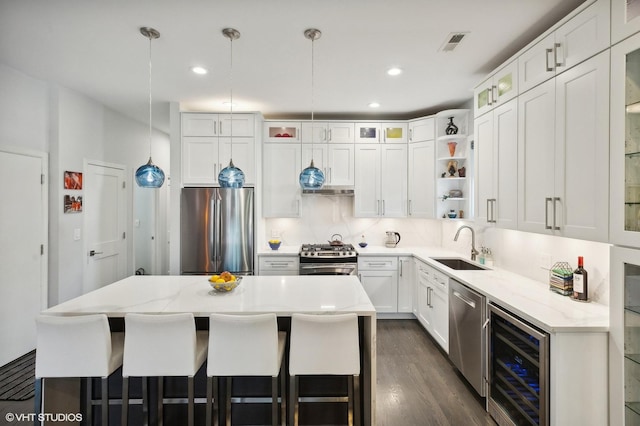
[430,257,489,271]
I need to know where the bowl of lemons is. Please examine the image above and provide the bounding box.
[268,239,281,250]
[209,271,241,292]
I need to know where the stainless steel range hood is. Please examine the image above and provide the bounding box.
[302,186,354,196]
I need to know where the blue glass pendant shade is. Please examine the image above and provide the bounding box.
[135,157,165,188]
[299,160,325,189]
[218,159,245,188]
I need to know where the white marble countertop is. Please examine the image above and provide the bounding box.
[356,245,608,333]
[43,275,376,317]
[257,246,300,255]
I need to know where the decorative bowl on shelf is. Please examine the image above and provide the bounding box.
[359,242,368,248]
[209,273,241,292]
[448,210,458,219]
[268,240,281,250]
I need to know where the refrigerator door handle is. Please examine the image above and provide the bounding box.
[215,195,222,262]
[210,196,217,263]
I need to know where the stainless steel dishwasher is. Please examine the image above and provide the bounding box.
[449,278,487,396]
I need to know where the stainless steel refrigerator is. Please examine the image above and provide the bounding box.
[180,187,254,275]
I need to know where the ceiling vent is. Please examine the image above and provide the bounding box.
[440,32,468,52]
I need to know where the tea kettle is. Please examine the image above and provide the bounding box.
[385,231,401,248]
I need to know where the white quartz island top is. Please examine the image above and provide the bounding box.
[358,245,608,333]
[43,275,376,317]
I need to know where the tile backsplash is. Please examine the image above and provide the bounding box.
[263,195,610,306]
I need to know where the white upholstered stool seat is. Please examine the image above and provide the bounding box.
[207,313,286,426]
[289,313,361,426]
[35,314,124,426]
[121,313,207,426]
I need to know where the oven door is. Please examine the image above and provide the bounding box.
[299,263,358,276]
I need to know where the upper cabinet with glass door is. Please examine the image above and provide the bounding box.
[611,32,640,247]
[474,60,518,118]
[264,121,301,143]
[355,122,408,143]
[612,0,640,44]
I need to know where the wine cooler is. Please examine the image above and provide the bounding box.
[488,304,549,426]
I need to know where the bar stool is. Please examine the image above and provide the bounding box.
[289,313,360,426]
[35,314,124,426]
[207,313,286,426]
[121,313,207,426]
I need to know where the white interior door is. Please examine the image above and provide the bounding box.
[0,148,47,366]
[84,161,126,294]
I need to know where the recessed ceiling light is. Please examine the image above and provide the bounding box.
[191,66,208,75]
[387,67,402,76]
[368,102,380,108]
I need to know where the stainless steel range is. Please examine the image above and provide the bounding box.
[299,243,358,276]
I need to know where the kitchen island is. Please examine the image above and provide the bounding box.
[41,275,377,425]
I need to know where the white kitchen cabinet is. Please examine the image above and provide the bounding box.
[262,143,301,218]
[407,140,435,218]
[408,116,435,143]
[301,121,355,143]
[258,255,299,275]
[264,121,301,143]
[474,99,518,229]
[397,256,414,313]
[518,0,609,94]
[434,109,471,220]
[358,257,398,313]
[182,113,256,186]
[182,113,218,136]
[302,143,355,186]
[518,51,609,241]
[182,136,255,186]
[355,122,408,144]
[415,260,448,352]
[354,144,407,217]
[612,0,640,44]
[183,113,254,137]
[218,114,255,137]
[474,60,518,118]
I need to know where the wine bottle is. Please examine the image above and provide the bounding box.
[572,256,588,301]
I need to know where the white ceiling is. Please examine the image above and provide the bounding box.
[0,0,585,133]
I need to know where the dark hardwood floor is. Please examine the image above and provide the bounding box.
[0,319,495,425]
[376,319,495,426]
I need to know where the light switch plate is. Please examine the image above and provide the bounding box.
[73,228,81,241]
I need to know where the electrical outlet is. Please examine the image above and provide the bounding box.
[539,253,551,269]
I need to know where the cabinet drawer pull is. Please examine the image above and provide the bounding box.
[554,42,563,67]
[492,85,498,105]
[544,197,553,229]
[545,48,554,72]
[553,197,561,230]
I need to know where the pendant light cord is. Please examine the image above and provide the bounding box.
[148,34,153,160]
[229,34,234,160]
[310,35,315,155]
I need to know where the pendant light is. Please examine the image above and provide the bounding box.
[135,27,165,188]
[218,28,245,188]
[299,28,325,190]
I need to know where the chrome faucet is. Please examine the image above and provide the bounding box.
[454,225,479,261]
